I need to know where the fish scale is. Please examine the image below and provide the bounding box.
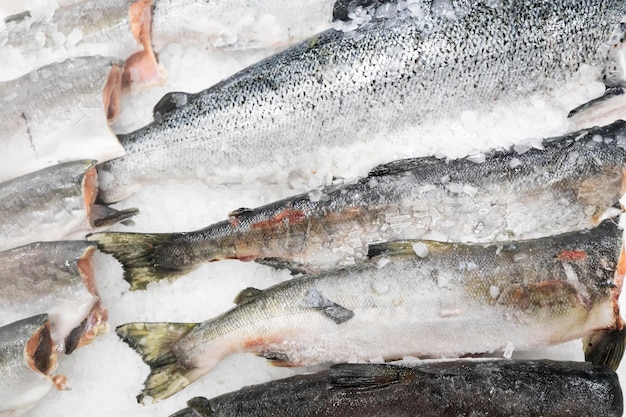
[98,0,626,203]
[116,220,626,401]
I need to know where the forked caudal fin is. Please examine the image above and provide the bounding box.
[87,232,179,290]
[584,326,626,371]
[116,322,196,402]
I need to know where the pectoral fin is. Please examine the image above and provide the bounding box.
[304,288,354,324]
[568,86,626,129]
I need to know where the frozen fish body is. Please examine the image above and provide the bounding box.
[0,56,125,181]
[91,121,626,290]
[170,360,623,417]
[150,0,335,51]
[98,0,626,203]
[0,160,137,252]
[0,315,67,417]
[0,0,336,84]
[0,0,165,86]
[0,241,108,354]
[117,220,626,401]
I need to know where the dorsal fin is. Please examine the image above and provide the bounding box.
[153,92,193,120]
[367,240,449,259]
[367,157,443,177]
[228,207,254,218]
[329,363,416,390]
[233,287,263,305]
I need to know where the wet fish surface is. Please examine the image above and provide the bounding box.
[0,56,125,182]
[0,0,336,84]
[97,0,626,203]
[116,220,625,401]
[0,241,108,354]
[91,121,626,290]
[0,160,137,252]
[169,360,623,417]
[0,315,67,417]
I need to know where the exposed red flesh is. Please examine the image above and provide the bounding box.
[104,62,124,122]
[251,208,307,230]
[122,0,167,89]
[557,250,588,261]
[83,164,98,226]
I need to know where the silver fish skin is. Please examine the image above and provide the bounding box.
[91,121,626,290]
[0,241,108,354]
[0,56,125,182]
[0,0,166,87]
[116,220,625,401]
[0,0,336,85]
[150,0,335,51]
[170,360,623,417]
[0,314,67,417]
[97,0,626,203]
[0,160,137,252]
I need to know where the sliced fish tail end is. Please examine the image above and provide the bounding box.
[116,322,196,402]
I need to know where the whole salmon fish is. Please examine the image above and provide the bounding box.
[0,315,67,417]
[91,121,626,290]
[169,360,623,417]
[0,241,108,354]
[97,0,626,203]
[117,220,626,401]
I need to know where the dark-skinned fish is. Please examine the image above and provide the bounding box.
[169,360,623,417]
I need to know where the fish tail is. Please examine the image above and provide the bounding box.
[116,322,196,402]
[583,326,626,371]
[87,232,179,290]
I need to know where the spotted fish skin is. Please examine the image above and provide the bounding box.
[116,220,625,401]
[91,121,626,290]
[98,0,626,203]
[169,360,623,417]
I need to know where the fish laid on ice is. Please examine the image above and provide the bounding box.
[0,314,67,417]
[0,241,108,354]
[91,121,626,290]
[0,0,163,86]
[97,0,626,203]
[0,56,125,182]
[117,220,626,401]
[0,160,137,252]
[0,0,337,85]
[169,360,623,417]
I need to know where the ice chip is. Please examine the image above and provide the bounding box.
[503,342,514,359]
[411,242,429,258]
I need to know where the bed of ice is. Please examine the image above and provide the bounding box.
[2,2,622,416]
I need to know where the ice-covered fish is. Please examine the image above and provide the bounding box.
[0,0,337,84]
[91,122,626,290]
[0,0,164,86]
[0,314,67,417]
[169,360,623,417]
[0,56,125,182]
[0,160,137,252]
[97,0,626,203]
[117,220,626,401]
[0,241,108,354]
